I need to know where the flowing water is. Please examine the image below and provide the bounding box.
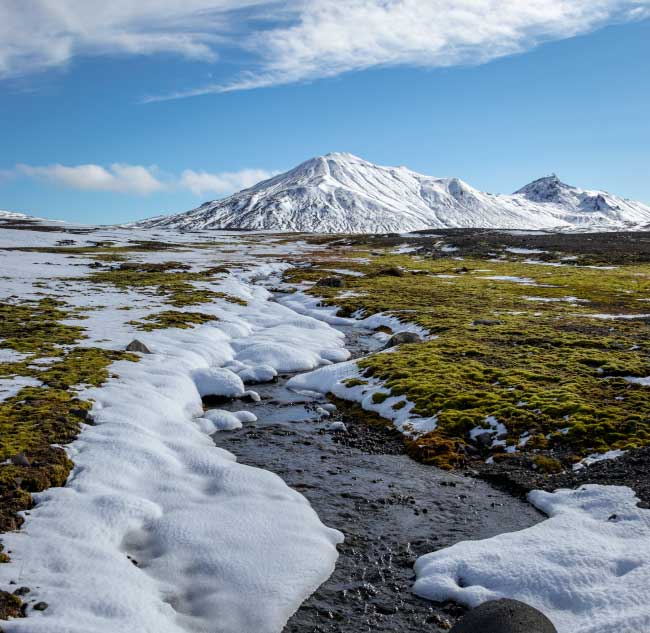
[211,323,542,632]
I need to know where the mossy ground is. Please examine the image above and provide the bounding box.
[0,299,138,535]
[285,240,650,469]
[0,241,244,545]
[128,310,219,331]
[83,264,242,308]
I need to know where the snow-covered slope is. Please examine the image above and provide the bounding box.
[140,153,650,233]
[0,209,31,220]
[515,175,650,228]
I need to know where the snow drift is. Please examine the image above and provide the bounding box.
[413,485,650,633]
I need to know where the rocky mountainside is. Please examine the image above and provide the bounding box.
[139,153,650,233]
[514,175,650,227]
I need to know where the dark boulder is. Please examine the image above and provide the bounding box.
[375,266,404,277]
[126,339,152,354]
[382,331,423,349]
[450,599,557,633]
[472,431,494,449]
[316,276,346,288]
[10,453,30,467]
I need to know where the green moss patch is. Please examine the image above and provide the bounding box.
[0,300,139,538]
[129,310,219,331]
[0,298,85,354]
[287,248,650,468]
[82,264,246,308]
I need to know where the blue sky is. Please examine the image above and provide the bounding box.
[0,1,649,224]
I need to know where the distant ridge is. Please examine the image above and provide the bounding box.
[139,153,650,233]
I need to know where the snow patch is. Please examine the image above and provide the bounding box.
[573,449,626,471]
[414,485,650,633]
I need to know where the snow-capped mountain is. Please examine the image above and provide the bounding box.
[0,210,31,220]
[139,153,650,233]
[514,175,650,227]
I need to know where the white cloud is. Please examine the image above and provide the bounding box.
[1,1,648,95]
[147,0,650,99]
[16,163,165,194]
[10,162,273,197]
[0,0,268,78]
[180,168,276,195]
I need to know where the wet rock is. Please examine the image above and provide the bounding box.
[382,331,422,349]
[125,339,151,354]
[316,276,346,288]
[70,407,91,421]
[12,587,30,597]
[10,454,30,467]
[472,432,494,449]
[450,599,557,633]
[32,602,48,612]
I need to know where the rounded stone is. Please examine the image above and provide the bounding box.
[450,599,557,633]
[382,331,422,349]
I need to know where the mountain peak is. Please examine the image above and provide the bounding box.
[138,155,650,233]
[320,152,362,161]
[514,174,575,203]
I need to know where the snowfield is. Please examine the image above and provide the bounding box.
[0,226,347,633]
[413,485,650,633]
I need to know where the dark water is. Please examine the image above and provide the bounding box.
[211,326,542,632]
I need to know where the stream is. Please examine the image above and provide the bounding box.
[211,320,542,632]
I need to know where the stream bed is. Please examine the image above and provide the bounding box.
[211,325,542,632]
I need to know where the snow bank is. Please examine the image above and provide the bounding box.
[276,290,429,340]
[192,366,245,398]
[413,485,650,633]
[287,358,437,436]
[0,256,348,633]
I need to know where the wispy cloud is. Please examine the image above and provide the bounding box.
[0,1,269,79]
[8,162,274,197]
[143,0,650,101]
[2,1,649,97]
